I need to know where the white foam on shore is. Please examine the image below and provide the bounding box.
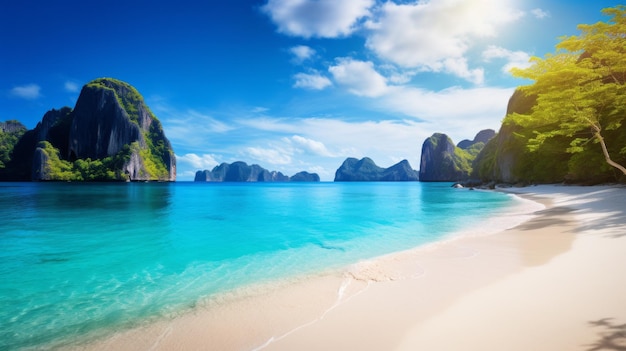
[251,275,372,351]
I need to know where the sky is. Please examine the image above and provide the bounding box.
[1,0,621,180]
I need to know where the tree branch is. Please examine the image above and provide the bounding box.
[594,131,626,175]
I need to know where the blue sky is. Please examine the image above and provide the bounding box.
[1,0,620,180]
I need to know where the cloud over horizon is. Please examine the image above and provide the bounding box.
[10,84,41,100]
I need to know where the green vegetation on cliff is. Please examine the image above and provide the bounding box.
[511,6,626,178]
[36,141,131,181]
[420,132,491,181]
[473,6,626,184]
[86,78,146,125]
[0,78,175,181]
[0,121,26,169]
[143,120,171,179]
[85,78,173,180]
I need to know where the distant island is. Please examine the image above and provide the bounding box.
[334,157,418,181]
[195,161,320,182]
[0,78,176,181]
[419,130,494,182]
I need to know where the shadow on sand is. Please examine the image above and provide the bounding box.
[515,186,626,238]
[566,187,626,239]
[586,318,626,350]
[514,206,576,231]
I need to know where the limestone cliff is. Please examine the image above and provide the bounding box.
[419,130,494,182]
[68,78,175,181]
[334,157,419,181]
[194,162,319,182]
[419,133,463,182]
[1,78,176,181]
[472,90,537,183]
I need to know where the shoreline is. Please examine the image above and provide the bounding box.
[70,185,626,351]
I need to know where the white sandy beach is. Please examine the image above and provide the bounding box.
[74,185,626,351]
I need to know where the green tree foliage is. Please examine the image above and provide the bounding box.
[36,141,75,180]
[0,121,27,169]
[510,6,626,176]
[36,141,131,181]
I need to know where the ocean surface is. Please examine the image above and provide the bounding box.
[0,182,528,350]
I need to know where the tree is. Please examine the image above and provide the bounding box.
[510,6,626,175]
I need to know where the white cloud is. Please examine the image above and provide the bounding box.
[379,85,514,137]
[262,0,374,38]
[442,57,484,85]
[10,84,41,99]
[379,64,418,85]
[64,81,80,93]
[288,135,335,157]
[245,146,292,165]
[163,110,234,145]
[290,45,316,63]
[176,153,219,170]
[531,8,550,19]
[482,45,532,74]
[328,58,389,97]
[293,72,332,90]
[323,57,510,136]
[364,0,523,83]
[152,104,240,158]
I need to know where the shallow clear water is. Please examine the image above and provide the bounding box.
[0,182,517,349]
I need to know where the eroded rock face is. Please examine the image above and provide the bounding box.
[469,89,541,183]
[419,129,496,182]
[419,133,462,182]
[31,146,50,181]
[0,120,27,134]
[69,85,142,161]
[334,157,419,181]
[67,78,175,181]
[194,162,319,182]
[491,90,536,183]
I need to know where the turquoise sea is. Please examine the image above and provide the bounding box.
[0,182,524,350]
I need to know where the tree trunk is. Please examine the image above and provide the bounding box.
[595,131,626,175]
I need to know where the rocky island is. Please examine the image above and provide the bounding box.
[418,130,494,182]
[195,162,319,182]
[0,78,176,181]
[334,157,419,181]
